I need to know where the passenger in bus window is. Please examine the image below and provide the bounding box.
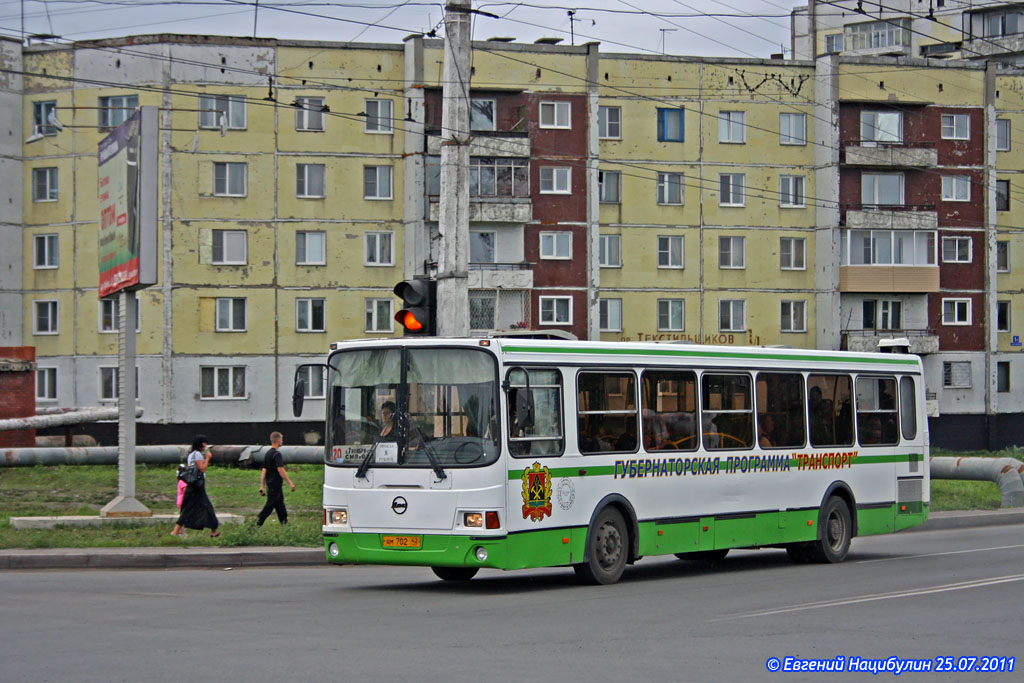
[379,401,396,439]
[642,410,669,450]
[758,413,775,448]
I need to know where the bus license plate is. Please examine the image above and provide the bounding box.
[382,535,422,549]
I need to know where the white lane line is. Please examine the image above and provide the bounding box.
[715,573,1024,621]
[857,543,1024,564]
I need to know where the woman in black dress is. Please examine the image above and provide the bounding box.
[171,435,221,538]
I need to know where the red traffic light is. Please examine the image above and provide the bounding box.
[393,278,436,335]
[396,310,425,332]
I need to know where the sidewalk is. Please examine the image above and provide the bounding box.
[1,509,1021,570]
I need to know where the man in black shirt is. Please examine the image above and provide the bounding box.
[257,432,296,526]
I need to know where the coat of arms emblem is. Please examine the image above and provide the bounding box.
[521,462,553,522]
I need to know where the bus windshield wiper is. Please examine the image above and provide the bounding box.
[406,415,447,480]
[355,433,385,480]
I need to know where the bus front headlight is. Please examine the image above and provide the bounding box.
[326,508,348,526]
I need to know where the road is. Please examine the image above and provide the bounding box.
[1,526,1022,682]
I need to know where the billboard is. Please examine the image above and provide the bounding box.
[98,106,157,298]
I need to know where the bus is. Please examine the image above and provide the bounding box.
[293,337,928,585]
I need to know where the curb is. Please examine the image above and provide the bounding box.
[912,508,1024,532]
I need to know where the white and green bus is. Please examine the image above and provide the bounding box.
[295,338,928,585]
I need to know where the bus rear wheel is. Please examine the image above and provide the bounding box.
[675,549,729,564]
[807,496,852,563]
[574,507,628,585]
[431,566,479,582]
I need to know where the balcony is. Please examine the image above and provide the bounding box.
[843,140,937,168]
[964,33,1024,57]
[428,197,532,223]
[842,329,939,355]
[840,265,939,293]
[468,262,534,290]
[426,131,530,158]
[469,288,531,334]
[844,205,937,231]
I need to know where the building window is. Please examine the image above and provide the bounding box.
[215,297,247,332]
[201,366,246,399]
[843,229,936,266]
[364,298,394,333]
[599,170,621,203]
[540,296,572,324]
[657,172,683,205]
[861,172,903,207]
[780,175,806,207]
[199,94,246,130]
[780,237,806,270]
[599,234,621,267]
[298,365,327,399]
[33,234,58,269]
[469,291,496,331]
[942,298,971,325]
[997,241,1009,272]
[469,231,495,264]
[779,112,806,145]
[33,300,58,335]
[997,180,1010,212]
[100,297,140,333]
[845,18,910,51]
[363,166,393,199]
[98,95,138,129]
[719,236,745,269]
[941,175,970,202]
[657,299,685,331]
[540,167,571,194]
[212,229,247,264]
[32,167,58,202]
[365,231,394,266]
[657,108,684,142]
[365,99,394,133]
[296,163,325,198]
[941,113,969,140]
[942,361,971,389]
[719,299,746,332]
[294,96,325,131]
[36,367,57,401]
[99,367,139,402]
[600,299,623,332]
[658,235,684,269]
[470,99,496,131]
[719,173,745,206]
[213,162,247,197]
[997,119,1011,151]
[540,231,572,260]
[539,101,571,129]
[599,106,621,139]
[860,111,902,143]
[998,301,1011,333]
[33,100,58,136]
[863,299,902,330]
[781,300,807,333]
[296,298,326,332]
[825,32,843,53]
[296,231,325,265]
[941,236,972,263]
[997,361,1011,393]
[718,110,745,143]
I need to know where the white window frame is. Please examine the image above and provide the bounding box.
[298,365,327,399]
[295,96,325,132]
[780,174,806,207]
[199,94,246,130]
[825,33,843,53]
[719,299,746,332]
[599,170,621,203]
[997,241,1010,273]
[470,99,496,131]
[997,118,1011,151]
[657,172,683,205]
[213,162,247,197]
[941,113,970,140]
[540,231,572,260]
[215,297,247,332]
[942,298,972,326]
[539,296,573,325]
[33,100,58,136]
[779,112,806,145]
[941,175,970,202]
[942,361,971,389]
[98,95,138,129]
[200,366,247,399]
[365,98,394,134]
[99,297,140,334]
[33,300,58,335]
[998,301,1011,333]
[780,237,806,270]
[599,234,622,268]
[470,231,496,264]
[32,167,58,202]
[296,231,326,266]
[539,101,571,129]
[860,111,902,144]
[36,367,57,401]
[598,105,621,139]
[212,229,247,265]
[781,300,807,333]
[719,173,746,207]
[719,236,746,269]
[540,167,571,194]
[861,172,904,207]
[657,299,685,332]
[296,297,326,333]
[718,110,746,143]
[98,366,139,402]
[363,166,393,200]
[364,298,394,333]
[33,234,58,269]
[296,163,325,198]
[599,298,623,332]
[657,235,684,269]
[942,236,972,264]
[364,231,395,266]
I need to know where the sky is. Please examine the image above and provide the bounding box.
[1,0,805,59]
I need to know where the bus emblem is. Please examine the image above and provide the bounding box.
[521,463,553,522]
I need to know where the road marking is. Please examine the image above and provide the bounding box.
[857,543,1024,564]
[716,573,1024,620]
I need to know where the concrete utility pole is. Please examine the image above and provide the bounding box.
[436,0,472,336]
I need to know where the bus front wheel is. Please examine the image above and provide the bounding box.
[574,507,628,585]
[431,566,479,582]
[808,496,852,563]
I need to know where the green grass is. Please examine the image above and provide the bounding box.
[1,451,1021,548]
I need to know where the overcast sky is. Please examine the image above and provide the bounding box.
[2,1,805,59]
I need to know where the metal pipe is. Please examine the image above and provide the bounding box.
[0,408,143,431]
[0,445,326,467]
[930,456,1024,508]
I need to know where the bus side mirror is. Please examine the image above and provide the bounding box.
[292,379,305,417]
[293,363,329,417]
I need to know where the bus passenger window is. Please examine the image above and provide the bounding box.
[577,372,638,454]
[808,374,854,447]
[641,370,698,451]
[755,373,806,448]
[701,374,753,450]
[856,376,898,446]
[900,376,917,440]
[507,369,564,457]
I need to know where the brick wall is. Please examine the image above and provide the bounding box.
[0,346,37,448]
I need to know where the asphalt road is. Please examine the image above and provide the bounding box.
[2,525,1022,682]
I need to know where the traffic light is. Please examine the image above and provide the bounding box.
[394,278,436,335]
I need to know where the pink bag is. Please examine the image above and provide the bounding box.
[177,479,187,508]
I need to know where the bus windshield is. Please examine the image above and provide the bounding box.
[326,346,500,468]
